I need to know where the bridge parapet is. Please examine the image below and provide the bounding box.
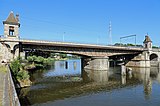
[152,48,160,52]
[0,38,144,51]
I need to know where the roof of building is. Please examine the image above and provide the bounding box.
[143,35,152,43]
[3,11,20,26]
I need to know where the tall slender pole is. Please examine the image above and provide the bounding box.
[109,21,112,45]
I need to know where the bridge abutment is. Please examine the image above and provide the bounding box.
[126,51,150,68]
[0,42,23,63]
[82,56,109,71]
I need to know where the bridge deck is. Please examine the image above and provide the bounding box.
[0,38,144,52]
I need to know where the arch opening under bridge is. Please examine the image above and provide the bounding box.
[150,53,158,61]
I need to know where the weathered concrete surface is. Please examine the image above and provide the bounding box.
[83,57,109,71]
[0,66,20,106]
[0,68,6,106]
[126,51,151,68]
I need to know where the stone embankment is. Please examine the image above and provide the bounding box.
[0,65,20,106]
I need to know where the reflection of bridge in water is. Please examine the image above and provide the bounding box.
[23,66,160,104]
[81,65,160,101]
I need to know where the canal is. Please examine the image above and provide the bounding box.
[19,59,160,106]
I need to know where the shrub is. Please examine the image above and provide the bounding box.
[16,70,30,81]
[27,55,37,62]
[10,60,21,76]
[27,56,34,62]
[35,56,44,63]
[10,59,30,81]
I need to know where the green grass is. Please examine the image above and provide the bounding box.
[0,65,7,73]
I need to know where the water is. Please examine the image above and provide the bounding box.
[19,59,160,106]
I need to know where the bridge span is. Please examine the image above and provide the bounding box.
[0,38,143,57]
[0,11,160,70]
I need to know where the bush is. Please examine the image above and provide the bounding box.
[27,55,37,62]
[27,56,34,62]
[10,60,21,76]
[10,59,30,81]
[35,56,44,63]
[16,70,30,81]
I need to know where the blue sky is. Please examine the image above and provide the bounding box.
[0,0,160,46]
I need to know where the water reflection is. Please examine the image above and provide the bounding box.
[19,59,160,106]
[83,69,109,83]
[130,67,152,100]
[73,61,77,70]
[44,60,81,77]
[121,75,126,85]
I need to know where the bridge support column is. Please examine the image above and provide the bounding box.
[82,56,109,71]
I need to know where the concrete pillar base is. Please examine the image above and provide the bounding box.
[83,56,109,71]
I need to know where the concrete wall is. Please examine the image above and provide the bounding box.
[0,43,12,62]
[3,66,20,106]
[0,42,20,63]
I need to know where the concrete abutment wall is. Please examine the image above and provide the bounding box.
[0,41,25,63]
[82,56,109,71]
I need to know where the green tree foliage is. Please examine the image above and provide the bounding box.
[10,59,21,76]
[50,53,56,58]
[35,56,44,63]
[114,43,143,47]
[26,56,55,69]
[10,59,30,81]
[114,43,122,46]
[16,70,30,81]
[55,53,68,58]
[27,56,34,62]
[152,46,159,48]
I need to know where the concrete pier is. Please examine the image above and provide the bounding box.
[83,56,109,71]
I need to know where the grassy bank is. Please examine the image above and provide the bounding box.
[0,65,7,73]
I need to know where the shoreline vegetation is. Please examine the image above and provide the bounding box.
[10,53,80,88]
[0,65,7,73]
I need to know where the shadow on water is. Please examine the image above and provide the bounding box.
[18,59,160,106]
